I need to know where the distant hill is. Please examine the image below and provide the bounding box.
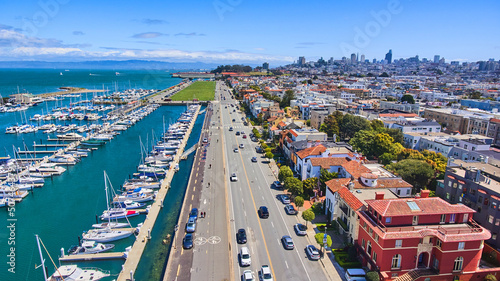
[0,60,227,70]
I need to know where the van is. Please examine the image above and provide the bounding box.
[345,268,366,281]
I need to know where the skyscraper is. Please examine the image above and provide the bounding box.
[360,54,365,63]
[385,49,392,64]
[351,53,357,64]
[262,62,269,70]
[434,55,440,63]
[298,56,306,66]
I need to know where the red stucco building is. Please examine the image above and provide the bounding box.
[357,190,494,280]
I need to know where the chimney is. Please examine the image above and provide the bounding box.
[307,140,312,148]
[421,190,430,198]
[375,192,385,200]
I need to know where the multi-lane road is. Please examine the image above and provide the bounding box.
[164,81,333,281]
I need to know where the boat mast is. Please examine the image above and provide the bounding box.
[35,235,49,281]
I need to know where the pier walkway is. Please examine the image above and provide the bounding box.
[117,105,201,281]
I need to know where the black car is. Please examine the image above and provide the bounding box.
[258,206,269,218]
[236,228,247,244]
[236,131,240,136]
[183,233,193,249]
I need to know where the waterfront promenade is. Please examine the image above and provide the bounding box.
[117,105,201,281]
[163,81,231,281]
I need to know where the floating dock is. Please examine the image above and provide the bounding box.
[117,105,201,281]
[59,252,126,262]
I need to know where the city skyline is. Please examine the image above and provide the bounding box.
[0,0,498,65]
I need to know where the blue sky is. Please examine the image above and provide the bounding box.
[0,0,498,65]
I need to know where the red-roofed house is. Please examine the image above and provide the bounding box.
[294,143,328,180]
[357,191,493,280]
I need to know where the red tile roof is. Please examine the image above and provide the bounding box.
[310,157,349,169]
[341,160,371,178]
[289,130,298,137]
[366,197,474,217]
[325,178,351,193]
[296,144,326,159]
[338,187,364,210]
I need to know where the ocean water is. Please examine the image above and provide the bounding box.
[0,68,181,96]
[0,69,203,281]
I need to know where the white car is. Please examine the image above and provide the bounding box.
[239,247,251,267]
[230,173,238,182]
[239,143,244,148]
[242,270,255,281]
[259,265,273,281]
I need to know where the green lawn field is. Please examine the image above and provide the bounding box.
[170,81,215,101]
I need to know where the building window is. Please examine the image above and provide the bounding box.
[369,228,373,235]
[433,257,439,270]
[495,219,500,226]
[489,215,494,224]
[458,184,463,190]
[440,214,446,223]
[361,239,365,249]
[479,196,483,204]
[453,257,463,271]
[448,181,452,187]
[450,214,456,223]
[367,241,372,255]
[392,254,401,269]
[463,213,468,222]
[493,233,497,240]
[374,233,379,242]
[386,217,392,224]
[373,252,377,263]
[395,240,402,248]
[458,242,465,250]
[406,189,410,195]
[436,239,442,248]
[485,198,490,206]
[392,273,399,278]
[446,193,450,200]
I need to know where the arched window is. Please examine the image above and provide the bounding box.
[453,257,463,271]
[392,254,401,269]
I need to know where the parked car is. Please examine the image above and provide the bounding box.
[185,217,196,233]
[272,181,283,189]
[280,194,290,204]
[236,228,247,244]
[251,156,258,162]
[284,204,297,215]
[183,233,193,249]
[305,245,320,260]
[236,131,240,136]
[203,138,208,143]
[239,247,252,266]
[230,173,238,182]
[345,268,367,281]
[189,208,198,220]
[232,119,236,122]
[258,206,269,218]
[242,270,255,281]
[281,235,294,250]
[294,223,307,236]
[259,265,273,281]
[234,148,239,153]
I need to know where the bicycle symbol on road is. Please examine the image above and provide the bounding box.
[193,236,221,246]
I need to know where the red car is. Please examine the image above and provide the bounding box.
[243,135,247,139]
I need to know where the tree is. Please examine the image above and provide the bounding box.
[350,130,377,157]
[386,128,404,145]
[303,177,318,197]
[370,119,385,132]
[319,114,339,137]
[380,72,390,77]
[401,94,415,104]
[280,90,295,108]
[319,169,338,193]
[366,271,380,281]
[314,232,332,248]
[302,209,315,226]
[379,153,395,165]
[285,177,303,196]
[339,114,371,140]
[278,166,293,182]
[387,159,435,194]
[265,151,274,159]
[470,91,482,99]
[294,196,304,210]
[306,119,311,126]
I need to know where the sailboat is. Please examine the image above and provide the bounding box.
[35,234,109,281]
[82,171,135,242]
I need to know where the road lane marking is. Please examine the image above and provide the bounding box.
[176,264,181,276]
[191,194,194,200]
[271,222,274,228]
[285,260,289,269]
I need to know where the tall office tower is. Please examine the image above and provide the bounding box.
[385,49,392,64]
[298,56,306,66]
[434,55,440,63]
[360,54,365,63]
[351,53,357,64]
[262,62,269,70]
